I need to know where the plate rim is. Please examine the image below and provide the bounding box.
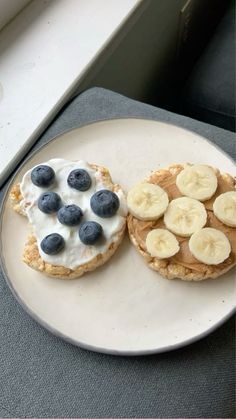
[0,117,235,356]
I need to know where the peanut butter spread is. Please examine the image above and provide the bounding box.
[128,165,236,274]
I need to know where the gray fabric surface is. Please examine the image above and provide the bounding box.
[0,87,235,418]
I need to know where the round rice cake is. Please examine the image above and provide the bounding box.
[127,164,236,281]
[10,159,127,279]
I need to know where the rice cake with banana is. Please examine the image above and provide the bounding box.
[11,159,127,279]
[127,164,236,281]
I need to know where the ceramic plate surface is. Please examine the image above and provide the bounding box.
[1,119,235,355]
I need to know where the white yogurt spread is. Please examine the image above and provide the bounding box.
[20,159,127,269]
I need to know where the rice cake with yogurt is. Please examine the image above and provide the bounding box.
[11,159,127,279]
[127,164,236,281]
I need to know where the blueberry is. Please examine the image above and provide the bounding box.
[90,190,119,218]
[67,169,91,191]
[57,204,83,226]
[31,165,55,187]
[38,192,61,214]
[79,221,103,245]
[40,233,65,255]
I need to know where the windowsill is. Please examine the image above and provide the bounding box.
[0,0,146,186]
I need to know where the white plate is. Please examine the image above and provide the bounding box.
[1,118,235,355]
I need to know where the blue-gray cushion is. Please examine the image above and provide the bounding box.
[0,87,235,418]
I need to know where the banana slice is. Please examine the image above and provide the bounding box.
[164,197,207,237]
[176,164,217,201]
[189,227,231,265]
[146,228,180,259]
[213,191,236,227]
[127,182,169,220]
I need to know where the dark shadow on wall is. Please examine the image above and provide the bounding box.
[147,0,232,113]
